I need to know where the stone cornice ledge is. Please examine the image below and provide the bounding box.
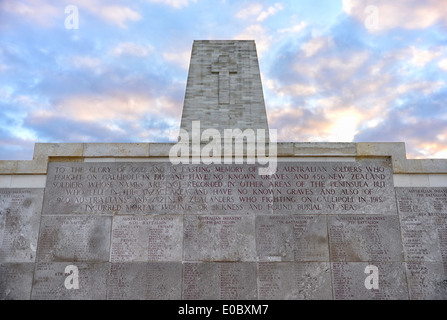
[0,142,446,174]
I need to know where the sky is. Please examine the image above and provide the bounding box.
[0,0,446,160]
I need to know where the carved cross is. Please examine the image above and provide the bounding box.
[211,55,238,104]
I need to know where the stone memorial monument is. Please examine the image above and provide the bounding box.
[0,40,447,300]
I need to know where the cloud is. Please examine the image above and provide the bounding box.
[0,0,59,27]
[0,63,10,73]
[40,94,180,123]
[300,37,333,57]
[395,81,445,95]
[236,3,263,19]
[163,50,191,70]
[409,46,443,67]
[292,51,370,85]
[0,0,142,28]
[146,0,197,9]
[256,3,284,22]
[236,2,283,22]
[234,24,272,57]
[98,5,142,28]
[23,93,182,144]
[343,0,447,31]
[354,91,447,159]
[265,13,447,152]
[71,56,102,70]
[266,79,319,97]
[278,22,307,34]
[0,135,36,160]
[111,42,154,57]
[439,59,447,71]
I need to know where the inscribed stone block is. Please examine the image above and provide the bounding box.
[183,215,256,261]
[165,164,273,215]
[328,215,403,262]
[36,216,111,262]
[257,262,332,300]
[332,262,408,300]
[255,215,328,261]
[0,189,44,262]
[399,212,447,262]
[43,162,167,215]
[107,262,182,299]
[31,262,108,300]
[272,160,396,215]
[0,263,34,299]
[110,215,183,262]
[182,262,257,300]
[396,187,447,214]
[406,262,447,300]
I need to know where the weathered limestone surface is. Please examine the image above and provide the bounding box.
[180,40,269,137]
[1,160,445,299]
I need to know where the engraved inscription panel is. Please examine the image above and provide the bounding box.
[256,215,328,261]
[110,215,183,262]
[43,160,396,216]
[37,216,111,262]
[397,188,447,264]
[107,262,182,299]
[400,212,446,262]
[406,262,447,300]
[182,262,257,300]
[43,162,167,215]
[184,215,256,261]
[332,262,408,300]
[165,164,273,215]
[31,262,108,300]
[396,188,447,214]
[328,215,403,262]
[258,262,332,300]
[272,160,396,214]
[0,189,44,262]
[0,263,34,299]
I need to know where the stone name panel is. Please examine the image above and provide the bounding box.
[43,160,396,215]
[397,187,447,265]
[0,263,34,299]
[182,262,258,300]
[36,216,112,262]
[31,262,109,300]
[332,262,408,300]
[257,262,332,300]
[406,262,447,300]
[400,212,447,262]
[396,188,447,214]
[110,215,183,262]
[184,215,256,261]
[107,262,182,300]
[328,215,403,262]
[3,261,443,300]
[0,189,44,262]
[256,215,328,261]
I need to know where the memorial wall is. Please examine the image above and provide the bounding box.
[1,153,446,300]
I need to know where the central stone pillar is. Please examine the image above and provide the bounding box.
[180,40,269,137]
